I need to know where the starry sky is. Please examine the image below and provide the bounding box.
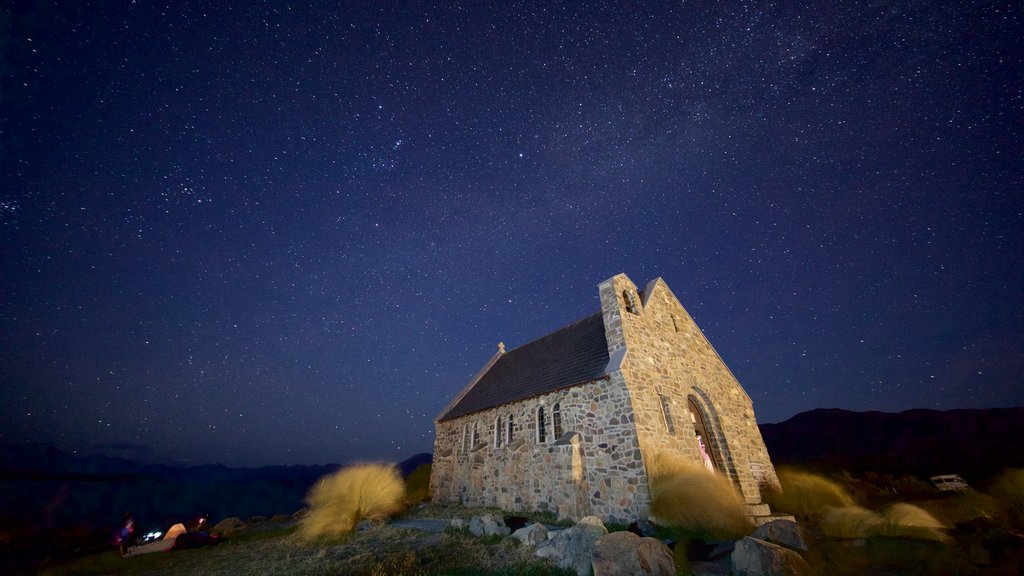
[2,1,1021,468]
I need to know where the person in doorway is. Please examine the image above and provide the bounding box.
[697,433,715,473]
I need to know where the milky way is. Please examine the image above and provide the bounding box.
[1,1,1021,466]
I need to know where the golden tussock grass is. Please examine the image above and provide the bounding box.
[766,468,856,516]
[820,505,882,538]
[821,503,948,542]
[299,463,406,540]
[647,452,752,538]
[876,503,948,542]
[991,469,1024,512]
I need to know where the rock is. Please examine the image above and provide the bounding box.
[356,519,374,531]
[469,514,510,536]
[732,537,812,576]
[536,517,609,576]
[212,517,245,536]
[512,522,549,546]
[579,515,606,529]
[451,518,467,530]
[592,531,675,576]
[481,513,511,536]
[751,519,810,552]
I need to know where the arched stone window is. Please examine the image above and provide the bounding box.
[623,290,639,314]
[553,403,563,438]
[537,406,547,443]
[507,414,515,443]
[495,416,504,448]
[659,394,676,435]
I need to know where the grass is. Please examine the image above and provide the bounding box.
[989,468,1024,528]
[40,522,573,576]
[767,468,856,516]
[647,452,752,539]
[819,503,948,542]
[876,503,949,542]
[299,463,406,539]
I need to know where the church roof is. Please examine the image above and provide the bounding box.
[438,312,610,421]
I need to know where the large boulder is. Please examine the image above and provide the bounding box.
[536,516,609,576]
[592,530,675,576]
[752,519,810,552]
[512,522,549,546]
[732,537,812,576]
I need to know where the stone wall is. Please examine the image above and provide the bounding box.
[431,377,650,524]
[598,274,780,504]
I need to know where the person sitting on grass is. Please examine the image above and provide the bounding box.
[115,512,135,557]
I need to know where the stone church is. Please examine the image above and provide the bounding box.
[430,274,780,523]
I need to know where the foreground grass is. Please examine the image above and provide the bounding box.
[40,523,573,576]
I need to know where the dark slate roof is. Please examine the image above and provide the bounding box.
[439,312,610,421]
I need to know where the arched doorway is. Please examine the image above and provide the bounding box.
[688,398,719,473]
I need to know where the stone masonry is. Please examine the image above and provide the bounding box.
[431,274,780,523]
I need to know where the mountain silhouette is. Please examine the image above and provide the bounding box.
[759,407,1024,482]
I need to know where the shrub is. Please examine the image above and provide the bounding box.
[767,468,856,516]
[648,453,752,539]
[299,463,406,539]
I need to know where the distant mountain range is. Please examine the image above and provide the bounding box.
[759,407,1024,482]
[0,444,432,533]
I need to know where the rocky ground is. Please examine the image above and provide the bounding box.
[34,500,1024,576]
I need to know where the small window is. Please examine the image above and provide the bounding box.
[553,403,563,439]
[472,422,479,446]
[659,394,676,434]
[537,406,547,443]
[461,424,468,452]
[495,416,503,448]
[507,414,515,443]
[623,290,639,314]
[672,316,680,332]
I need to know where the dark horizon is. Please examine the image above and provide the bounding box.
[2,1,1021,467]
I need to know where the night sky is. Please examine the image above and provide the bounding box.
[2,2,1021,468]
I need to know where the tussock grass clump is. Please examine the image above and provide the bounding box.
[876,503,948,542]
[821,506,883,538]
[767,468,856,516]
[300,463,406,539]
[989,468,1024,528]
[648,453,752,538]
[820,503,948,542]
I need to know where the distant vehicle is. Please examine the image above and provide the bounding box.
[930,474,969,492]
